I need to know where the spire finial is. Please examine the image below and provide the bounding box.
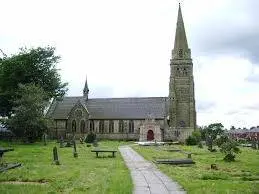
[173,1,189,56]
[83,75,89,99]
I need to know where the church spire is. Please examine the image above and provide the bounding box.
[172,3,190,59]
[83,75,89,99]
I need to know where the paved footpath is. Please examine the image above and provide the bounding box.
[119,146,186,194]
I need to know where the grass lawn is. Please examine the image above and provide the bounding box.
[0,140,133,194]
[133,144,259,194]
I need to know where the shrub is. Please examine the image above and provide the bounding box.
[201,172,230,180]
[186,131,202,146]
[186,135,197,145]
[220,139,241,162]
[198,141,203,148]
[192,131,201,142]
[242,176,259,181]
[84,132,96,143]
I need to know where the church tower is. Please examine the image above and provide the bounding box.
[169,4,196,138]
[83,75,89,100]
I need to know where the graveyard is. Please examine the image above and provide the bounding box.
[0,139,258,193]
[0,141,133,194]
[133,144,259,194]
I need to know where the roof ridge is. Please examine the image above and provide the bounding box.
[62,96,167,100]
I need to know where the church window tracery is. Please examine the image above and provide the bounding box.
[129,120,134,133]
[119,120,124,133]
[80,120,85,133]
[75,109,83,118]
[109,120,114,133]
[72,120,76,133]
[90,120,94,132]
[99,120,104,133]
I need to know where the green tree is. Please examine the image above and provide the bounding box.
[205,123,224,151]
[199,126,207,141]
[0,47,67,116]
[8,84,48,142]
[185,130,202,146]
[220,139,241,162]
[215,134,229,147]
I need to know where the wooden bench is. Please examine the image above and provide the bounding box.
[91,149,117,158]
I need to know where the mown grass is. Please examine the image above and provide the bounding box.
[0,140,133,194]
[133,145,259,194]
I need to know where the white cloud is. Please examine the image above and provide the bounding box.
[1,0,258,128]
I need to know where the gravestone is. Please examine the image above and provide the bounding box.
[79,137,84,144]
[53,146,60,165]
[93,139,98,147]
[211,164,218,170]
[251,140,257,149]
[73,140,78,158]
[42,133,47,146]
[60,136,64,148]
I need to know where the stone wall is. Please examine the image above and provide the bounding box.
[48,118,167,140]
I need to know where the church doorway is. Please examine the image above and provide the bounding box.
[147,130,154,141]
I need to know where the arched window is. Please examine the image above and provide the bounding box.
[72,120,76,133]
[129,120,134,133]
[99,120,104,133]
[119,120,124,133]
[80,120,85,133]
[90,120,95,132]
[109,120,114,133]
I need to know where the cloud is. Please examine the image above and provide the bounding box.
[1,0,259,128]
[188,0,259,64]
[197,101,216,113]
[244,104,259,111]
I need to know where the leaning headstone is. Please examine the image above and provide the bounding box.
[73,140,78,158]
[53,146,60,165]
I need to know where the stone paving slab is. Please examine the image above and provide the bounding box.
[119,146,186,194]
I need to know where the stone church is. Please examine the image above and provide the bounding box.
[46,4,196,141]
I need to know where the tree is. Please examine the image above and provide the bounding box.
[7,84,48,142]
[205,123,224,151]
[0,47,67,117]
[199,126,207,141]
[185,130,202,146]
[215,134,229,147]
[220,139,241,162]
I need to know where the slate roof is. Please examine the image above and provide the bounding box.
[227,127,259,134]
[47,96,168,120]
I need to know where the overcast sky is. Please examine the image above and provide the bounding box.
[1,0,259,129]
